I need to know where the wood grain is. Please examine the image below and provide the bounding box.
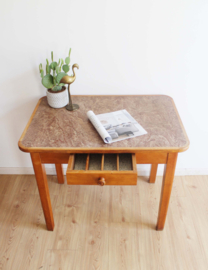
[85,154,90,170]
[101,154,105,171]
[66,154,137,186]
[40,152,70,164]
[39,151,168,164]
[156,152,178,230]
[55,164,65,184]
[149,164,158,183]
[116,154,119,171]
[45,250,76,270]
[136,151,168,164]
[0,193,31,270]
[30,153,54,231]
[1,174,208,269]
[109,222,137,269]
[66,171,137,185]
[17,95,189,235]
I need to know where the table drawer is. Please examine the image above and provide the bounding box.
[66,153,137,186]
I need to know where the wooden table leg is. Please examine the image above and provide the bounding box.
[31,153,54,231]
[156,152,178,230]
[149,164,158,183]
[55,164,65,184]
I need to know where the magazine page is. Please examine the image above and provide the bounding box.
[96,110,147,143]
[87,109,147,144]
[87,110,112,143]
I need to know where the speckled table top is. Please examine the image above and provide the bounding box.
[19,95,189,152]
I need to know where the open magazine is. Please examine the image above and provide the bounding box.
[87,110,147,144]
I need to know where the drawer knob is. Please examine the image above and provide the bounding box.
[98,177,105,186]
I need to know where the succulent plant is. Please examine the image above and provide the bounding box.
[62,64,69,73]
[39,49,72,91]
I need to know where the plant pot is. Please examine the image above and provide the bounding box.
[46,87,69,108]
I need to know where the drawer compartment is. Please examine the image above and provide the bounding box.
[66,153,137,186]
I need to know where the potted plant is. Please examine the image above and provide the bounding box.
[39,49,72,108]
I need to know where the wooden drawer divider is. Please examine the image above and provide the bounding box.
[66,153,137,186]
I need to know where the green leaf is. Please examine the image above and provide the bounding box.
[59,83,65,87]
[69,48,71,57]
[46,65,50,74]
[39,63,42,72]
[42,74,54,89]
[51,51,53,61]
[41,70,44,78]
[56,72,68,84]
[52,85,62,91]
[55,66,59,74]
[62,64,69,73]
[50,61,58,70]
[65,56,70,65]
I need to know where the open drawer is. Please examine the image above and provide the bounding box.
[66,153,137,186]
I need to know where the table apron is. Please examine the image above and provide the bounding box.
[39,151,168,164]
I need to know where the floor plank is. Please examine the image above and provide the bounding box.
[44,250,76,270]
[0,174,208,270]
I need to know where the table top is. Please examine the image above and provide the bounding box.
[18,95,189,153]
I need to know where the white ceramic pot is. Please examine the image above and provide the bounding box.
[46,87,69,109]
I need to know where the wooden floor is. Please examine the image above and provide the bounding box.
[0,174,208,270]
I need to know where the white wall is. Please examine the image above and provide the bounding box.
[0,0,208,175]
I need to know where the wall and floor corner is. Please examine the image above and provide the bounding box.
[0,0,208,176]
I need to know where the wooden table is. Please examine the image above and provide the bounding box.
[18,95,189,231]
